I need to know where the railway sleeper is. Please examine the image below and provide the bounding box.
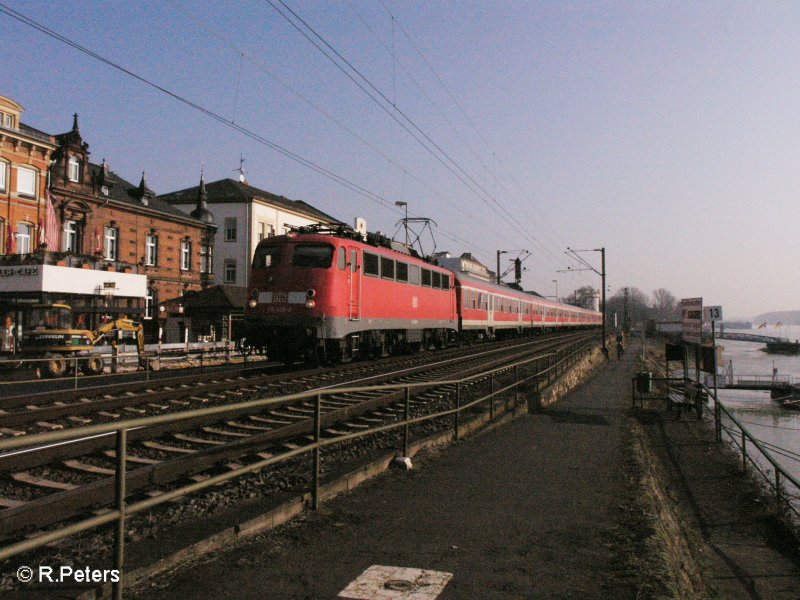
[104,450,160,465]
[11,472,78,491]
[201,427,249,438]
[173,433,225,446]
[63,460,115,476]
[141,441,195,454]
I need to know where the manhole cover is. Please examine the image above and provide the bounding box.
[339,565,453,599]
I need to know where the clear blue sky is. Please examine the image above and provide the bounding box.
[3,1,798,319]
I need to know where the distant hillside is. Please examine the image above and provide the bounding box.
[752,310,800,325]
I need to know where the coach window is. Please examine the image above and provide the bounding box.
[363,252,379,277]
[421,268,431,287]
[432,271,441,289]
[337,247,346,270]
[252,245,281,269]
[292,243,334,268]
[396,261,408,283]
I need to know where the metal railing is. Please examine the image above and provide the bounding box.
[0,337,594,598]
[0,345,265,390]
[632,370,800,527]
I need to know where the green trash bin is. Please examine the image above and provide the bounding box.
[636,371,653,394]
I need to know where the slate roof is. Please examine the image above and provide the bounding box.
[87,163,209,225]
[159,178,341,225]
[7,122,55,144]
[181,285,248,310]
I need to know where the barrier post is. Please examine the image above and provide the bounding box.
[312,393,321,510]
[73,356,79,390]
[199,350,204,374]
[454,382,461,440]
[112,428,127,600]
[776,470,782,517]
[741,432,747,472]
[403,386,411,457]
[490,372,495,421]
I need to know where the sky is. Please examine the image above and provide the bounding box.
[3,0,799,319]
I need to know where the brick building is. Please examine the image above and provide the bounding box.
[47,114,217,340]
[0,95,56,255]
[0,95,216,347]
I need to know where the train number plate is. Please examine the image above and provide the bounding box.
[272,292,288,303]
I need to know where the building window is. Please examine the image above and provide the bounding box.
[224,259,236,284]
[104,227,118,260]
[180,240,192,271]
[0,161,7,191]
[200,244,212,274]
[63,220,80,253]
[257,221,266,241]
[17,222,32,254]
[16,167,36,198]
[1,112,13,128]
[68,156,81,182]
[144,289,154,319]
[224,217,237,242]
[145,234,158,266]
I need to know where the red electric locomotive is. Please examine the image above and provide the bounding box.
[244,225,457,362]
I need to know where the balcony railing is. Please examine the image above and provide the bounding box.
[0,251,139,273]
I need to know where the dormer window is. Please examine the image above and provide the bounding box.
[101,185,109,196]
[1,112,13,129]
[68,156,81,182]
[141,197,149,206]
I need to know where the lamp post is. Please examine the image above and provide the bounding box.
[395,201,408,246]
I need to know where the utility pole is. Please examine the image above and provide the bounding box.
[563,246,607,356]
[496,250,507,285]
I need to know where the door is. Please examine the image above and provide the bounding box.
[348,247,361,320]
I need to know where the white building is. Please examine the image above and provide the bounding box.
[161,178,340,288]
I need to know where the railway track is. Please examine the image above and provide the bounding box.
[0,331,594,543]
[0,334,571,436]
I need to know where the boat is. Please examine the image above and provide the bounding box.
[764,339,800,355]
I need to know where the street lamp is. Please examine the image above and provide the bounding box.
[395,201,408,245]
[552,279,558,302]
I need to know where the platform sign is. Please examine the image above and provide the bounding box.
[704,305,723,321]
[681,297,703,344]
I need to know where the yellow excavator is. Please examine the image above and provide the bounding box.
[21,304,146,377]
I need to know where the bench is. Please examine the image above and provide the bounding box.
[667,383,704,420]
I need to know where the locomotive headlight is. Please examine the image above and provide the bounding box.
[305,299,316,309]
[306,289,316,298]
[248,299,257,308]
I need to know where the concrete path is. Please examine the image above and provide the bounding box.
[132,350,649,599]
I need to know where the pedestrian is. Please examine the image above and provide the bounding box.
[616,338,624,360]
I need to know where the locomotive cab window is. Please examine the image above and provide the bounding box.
[364,252,379,276]
[432,271,441,289]
[380,256,395,280]
[337,247,346,270]
[292,244,334,268]
[442,275,450,290]
[252,245,282,269]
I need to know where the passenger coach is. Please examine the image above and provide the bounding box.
[455,272,602,340]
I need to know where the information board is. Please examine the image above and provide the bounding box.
[681,297,703,344]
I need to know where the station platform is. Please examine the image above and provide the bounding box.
[130,349,647,599]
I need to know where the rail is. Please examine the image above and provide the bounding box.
[0,336,594,598]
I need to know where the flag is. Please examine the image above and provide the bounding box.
[5,221,13,254]
[44,189,59,250]
[38,217,45,247]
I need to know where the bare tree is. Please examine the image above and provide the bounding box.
[607,287,651,331]
[652,288,678,320]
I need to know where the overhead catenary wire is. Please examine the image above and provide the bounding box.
[266,0,572,275]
